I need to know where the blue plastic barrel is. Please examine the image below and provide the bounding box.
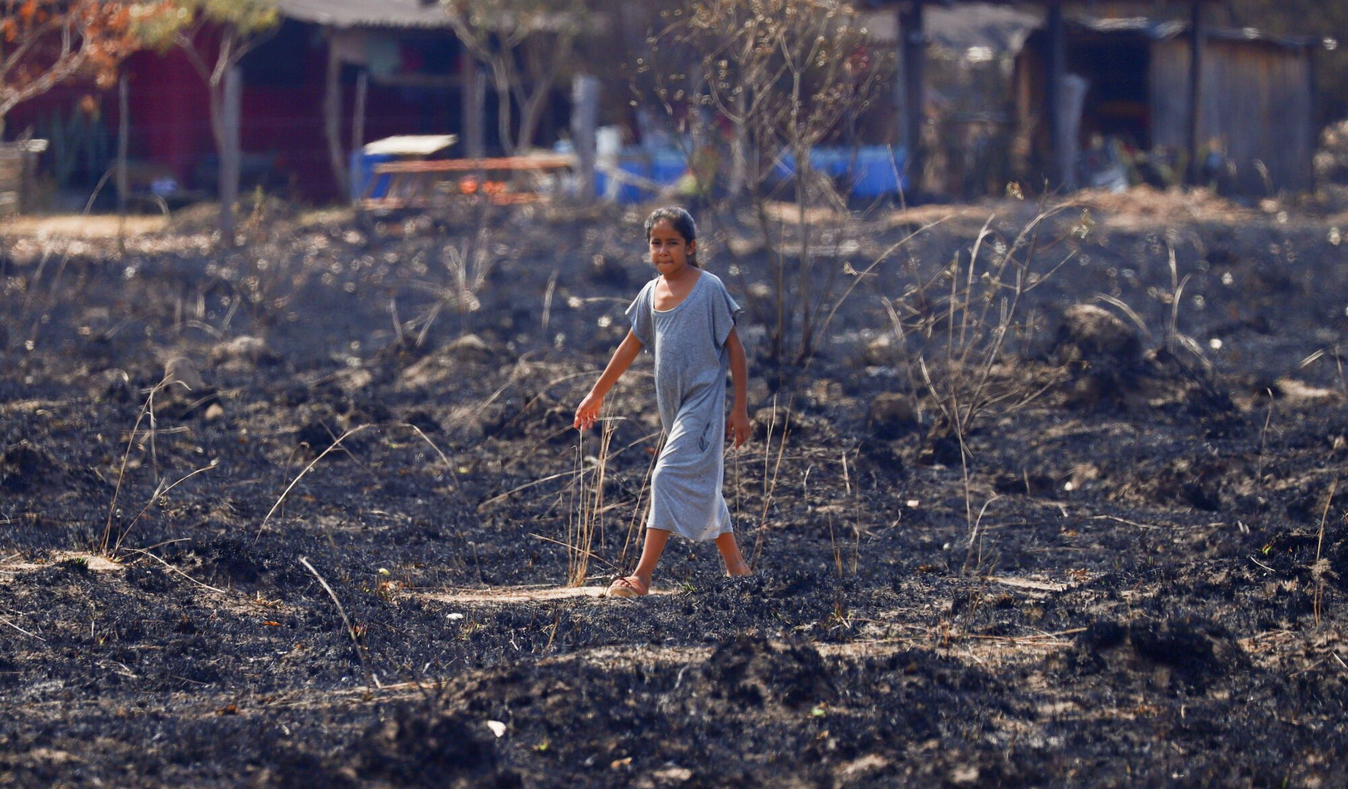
[349,151,397,202]
[773,146,907,196]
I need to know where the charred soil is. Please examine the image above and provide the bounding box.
[1,192,1346,787]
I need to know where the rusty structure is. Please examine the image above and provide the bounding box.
[1014,15,1319,193]
[882,0,1321,195]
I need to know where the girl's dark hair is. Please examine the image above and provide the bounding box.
[644,206,699,268]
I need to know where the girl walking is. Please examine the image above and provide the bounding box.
[574,207,753,597]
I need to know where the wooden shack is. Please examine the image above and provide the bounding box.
[0,139,46,215]
[1015,16,1320,194]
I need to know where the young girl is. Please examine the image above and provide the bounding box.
[573,206,753,597]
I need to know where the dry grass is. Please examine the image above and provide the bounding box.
[883,204,1082,560]
[255,426,371,540]
[100,378,215,557]
[568,416,616,586]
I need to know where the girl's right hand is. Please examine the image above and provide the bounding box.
[573,392,603,431]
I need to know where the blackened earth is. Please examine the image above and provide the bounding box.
[1,191,1346,787]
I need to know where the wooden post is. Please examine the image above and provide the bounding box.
[324,40,348,201]
[352,69,368,155]
[899,2,926,197]
[349,68,368,202]
[1186,3,1204,185]
[220,66,242,241]
[1045,4,1065,190]
[571,74,599,204]
[117,75,129,248]
[464,67,486,160]
[729,88,747,198]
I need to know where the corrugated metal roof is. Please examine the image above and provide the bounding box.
[273,0,455,30]
[1068,15,1323,51]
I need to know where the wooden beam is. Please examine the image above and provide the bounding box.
[571,75,599,204]
[1045,4,1065,189]
[900,2,926,196]
[1186,3,1204,185]
[220,67,242,242]
[463,67,486,160]
[324,41,348,200]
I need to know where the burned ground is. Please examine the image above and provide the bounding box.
[1,190,1346,787]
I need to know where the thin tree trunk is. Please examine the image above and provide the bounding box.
[729,89,747,198]
[324,41,347,199]
[463,67,485,159]
[517,88,549,154]
[351,69,367,203]
[219,67,242,242]
[571,75,598,204]
[493,69,515,155]
[117,75,128,252]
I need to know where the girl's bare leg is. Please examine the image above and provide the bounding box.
[628,527,672,589]
[716,532,752,576]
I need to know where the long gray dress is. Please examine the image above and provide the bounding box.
[626,271,742,541]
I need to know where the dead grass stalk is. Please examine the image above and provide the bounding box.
[298,556,376,696]
[256,426,371,540]
[568,416,616,586]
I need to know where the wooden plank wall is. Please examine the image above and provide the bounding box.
[1152,38,1313,193]
[0,144,36,215]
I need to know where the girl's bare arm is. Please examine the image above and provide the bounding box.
[574,329,644,430]
[725,327,751,447]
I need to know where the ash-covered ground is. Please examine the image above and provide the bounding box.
[1,190,1346,787]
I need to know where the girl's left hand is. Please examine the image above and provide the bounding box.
[727,408,751,448]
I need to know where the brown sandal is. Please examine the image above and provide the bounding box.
[605,575,649,598]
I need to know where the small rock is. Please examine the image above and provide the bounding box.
[92,368,132,402]
[867,392,917,439]
[652,766,693,784]
[204,403,226,422]
[212,335,280,367]
[1056,304,1141,366]
[950,765,979,784]
[863,333,902,366]
[446,334,494,364]
[588,254,629,288]
[163,357,206,395]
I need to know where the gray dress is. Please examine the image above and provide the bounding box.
[626,271,743,541]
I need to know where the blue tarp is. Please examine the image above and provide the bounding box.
[596,145,907,204]
[774,146,907,197]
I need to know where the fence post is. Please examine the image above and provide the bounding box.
[324,40,348,200]
[220,66,242,241]
[117,76,129,248]
[571,74,599,204]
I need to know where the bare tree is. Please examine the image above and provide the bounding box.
[0,0,144,134]
[137,0,278,239]
[442,0,592,155]
[647,0,889,366]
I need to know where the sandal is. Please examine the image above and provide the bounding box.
[605,575,649,598]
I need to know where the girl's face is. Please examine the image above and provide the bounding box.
[648,221,695,277]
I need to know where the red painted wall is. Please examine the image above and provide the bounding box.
[5,21,467,205]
